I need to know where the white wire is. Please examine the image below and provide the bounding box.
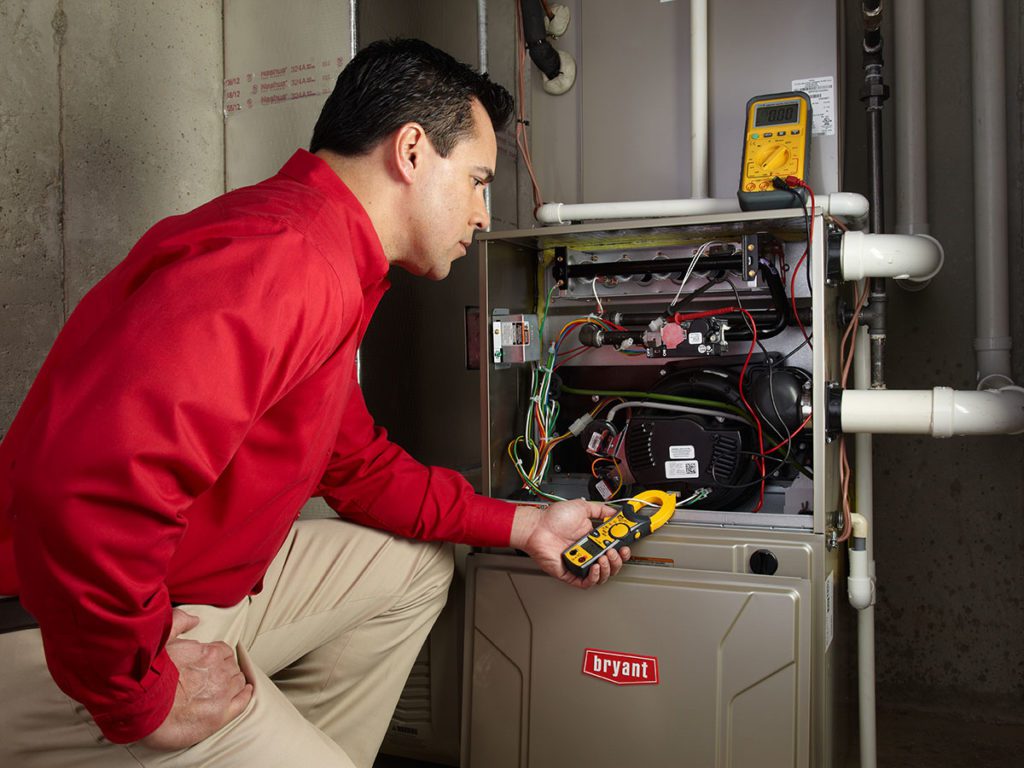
[606,400,749,426]
[668,240,722,310]
[590,278,604,315]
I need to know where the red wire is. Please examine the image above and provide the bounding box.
[763,412,813,456]
[734,308,765,512]
[673,306,766,512]
[786,178,815,346]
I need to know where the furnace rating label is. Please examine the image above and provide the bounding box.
[582,648,659,686]
[791,75,835,136]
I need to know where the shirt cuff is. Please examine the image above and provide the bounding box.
[462,494,517,547]
[91,650,179,744]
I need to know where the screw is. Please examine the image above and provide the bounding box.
[747,243,755,251]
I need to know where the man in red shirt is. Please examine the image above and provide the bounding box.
[0,38,627,767]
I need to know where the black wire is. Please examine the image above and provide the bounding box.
[801,198,812,295]
[709,450,813,489]
[668,272,722,312]
[776,334,813,366]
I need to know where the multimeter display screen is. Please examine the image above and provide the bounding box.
[754,101,800,127]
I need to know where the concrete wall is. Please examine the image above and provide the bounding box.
[0,0,224,439]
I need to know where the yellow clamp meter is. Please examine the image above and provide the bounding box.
[561,490,676,579]
[738,91,812,212]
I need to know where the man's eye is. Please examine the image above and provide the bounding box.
[473,178,486,188]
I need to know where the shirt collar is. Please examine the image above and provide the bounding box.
[278,149,390,288]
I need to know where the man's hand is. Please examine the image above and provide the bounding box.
[139,609,253,751]
[510,499,630,589]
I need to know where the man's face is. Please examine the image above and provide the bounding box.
[403,99,497,280]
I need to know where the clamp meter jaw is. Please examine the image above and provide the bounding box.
[561,490,676,579]
[738,91,812,212]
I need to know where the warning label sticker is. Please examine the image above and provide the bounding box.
[669,445,695,460]
[792,75,835,136]
[501,320,531,347]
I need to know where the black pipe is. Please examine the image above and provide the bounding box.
[556,253,743,283]
[860,0,890,388]
[520,0,560,80]
[611,260,793,342]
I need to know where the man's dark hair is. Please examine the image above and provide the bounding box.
[310,38,514,158]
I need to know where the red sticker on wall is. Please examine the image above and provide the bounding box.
[582,648,659,685]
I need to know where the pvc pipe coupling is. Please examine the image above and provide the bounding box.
[840,385,1024,437]
[840,230,944,283]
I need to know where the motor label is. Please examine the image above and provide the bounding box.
[665,459,699,479]
[582,648,659,686]
[669,445,695,459]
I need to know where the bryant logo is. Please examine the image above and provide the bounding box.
[582,648,659,686]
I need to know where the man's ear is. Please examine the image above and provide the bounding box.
[393,122,429,184]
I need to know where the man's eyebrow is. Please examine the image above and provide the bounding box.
[474,166,495,183]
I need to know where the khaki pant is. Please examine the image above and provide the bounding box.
[0,518,454,768]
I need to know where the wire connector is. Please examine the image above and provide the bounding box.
[567,412,594,436]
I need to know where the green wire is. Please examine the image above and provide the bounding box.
[560,385,749,419]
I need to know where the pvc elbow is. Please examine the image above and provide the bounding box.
[823,192,869,222]
[840,231,944,283]
[848,513,874,610]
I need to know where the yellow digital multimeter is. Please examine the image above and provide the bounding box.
[738,91,812,211]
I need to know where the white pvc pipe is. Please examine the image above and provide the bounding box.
[690,0,709,198]
[848,514,874,611]
[840,231,944,282]
[972,0,1013,386]
[534,192,869,225]
[825,192,870,223]
[894,0,928,236]
[852,326,877,768]
[535,198,738,224]
[841,386,1024,436]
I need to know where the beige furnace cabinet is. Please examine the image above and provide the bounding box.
[461,212,849,767]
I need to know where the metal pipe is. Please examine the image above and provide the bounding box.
[894,0,928,235]
[860,1,891,389]
[478,0,491,223]
[690,0,709,198]
[971,0,1013,388]
[349,0,358,60]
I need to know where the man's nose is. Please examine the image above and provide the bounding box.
[471,195,490,232]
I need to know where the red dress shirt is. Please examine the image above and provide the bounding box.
[0,149,515,743]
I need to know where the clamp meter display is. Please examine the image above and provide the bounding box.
[561,490,676,579]
[738,91,812,212]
